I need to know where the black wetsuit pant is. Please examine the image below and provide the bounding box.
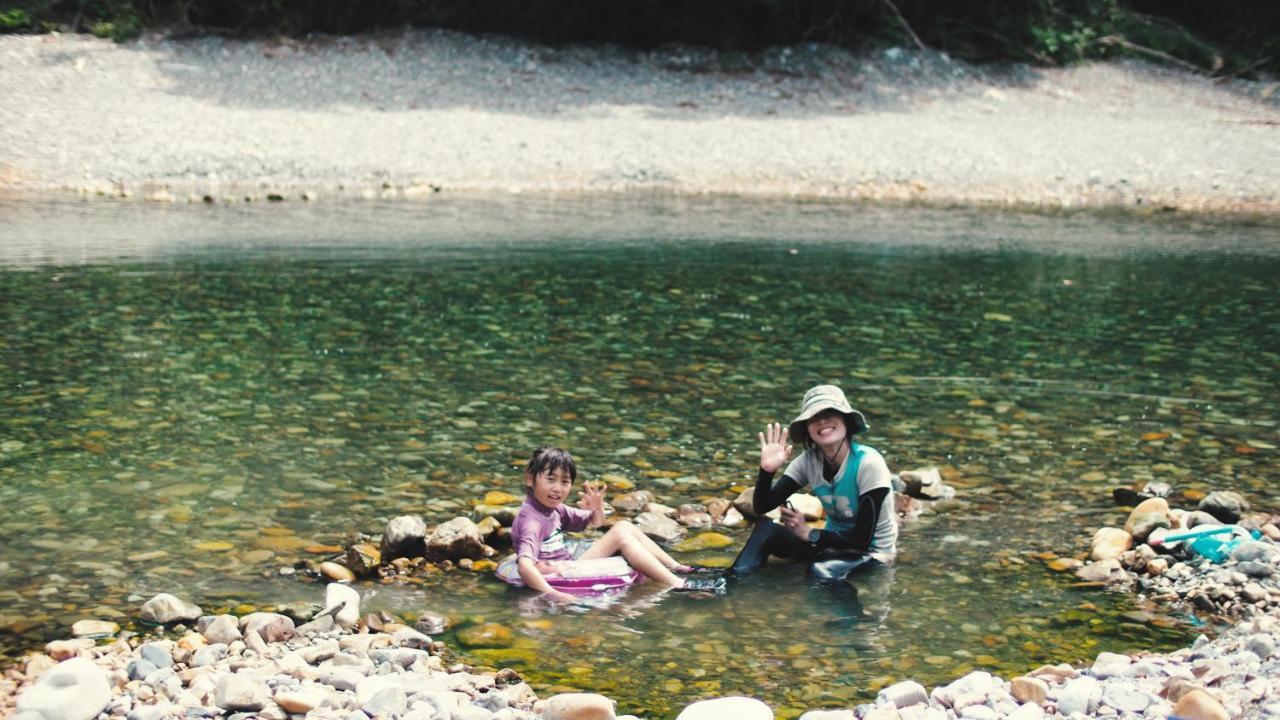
[730,519,881,582]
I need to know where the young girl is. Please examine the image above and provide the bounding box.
[729,384,898,581]
[511,447,724,600]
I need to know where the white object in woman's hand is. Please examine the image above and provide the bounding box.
[758,422,793,473]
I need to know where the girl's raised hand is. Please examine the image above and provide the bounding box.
[578,480,606,512]
[758,422,793,473]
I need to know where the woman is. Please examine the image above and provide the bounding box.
[729,384,897,581]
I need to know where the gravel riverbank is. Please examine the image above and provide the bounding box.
[1,30,1278,214]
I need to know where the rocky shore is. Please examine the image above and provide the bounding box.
[1,31,1278,215]
[5,475,1279,719]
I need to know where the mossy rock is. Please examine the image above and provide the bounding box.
[456,622,514,648]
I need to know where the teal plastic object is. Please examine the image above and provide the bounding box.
[1149,525,1235,546]
[1185,527,1261,563]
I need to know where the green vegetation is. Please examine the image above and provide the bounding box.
[0,0,1274,76]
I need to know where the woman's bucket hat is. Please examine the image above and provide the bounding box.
[787,384,869,444]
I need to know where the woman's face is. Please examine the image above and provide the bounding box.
[806,409,848,447]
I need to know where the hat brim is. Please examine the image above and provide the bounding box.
[788,409,869,444]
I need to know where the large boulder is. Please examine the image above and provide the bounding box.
[140,593,202,625]
[1198,491,1249,524]
[425,517,488,561]
[16,657,111,720]
[381,515,428,560]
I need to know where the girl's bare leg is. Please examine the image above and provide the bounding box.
[578,521,683,586]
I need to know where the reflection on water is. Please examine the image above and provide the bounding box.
[0,197,1276,715]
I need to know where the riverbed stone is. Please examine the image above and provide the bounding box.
[324,582,361,628]
[799,711,856,720]
[541,692,615,719]
[44,639,93,661]
[319,561,356,583]
[676,696,772,720]
[126,658,157,682]
[611,491,654,513]
[634,512,686,543]
[426,517,488,560]
[215,673,268,712]
[1005,703,1043,720]
[1231,541,1280,564]
[16,657,112,720]
[1172,689,1229,720]
[200,615,242,644]
[382,515,428,560]
[1182,511,1223,529]
[273,687,330,714]
[70,619,118,638]
[191,643,228,668]
[362,687,409,717]
[1090,527,1132,561]
[1009,676,1048,705]
[1057,676,1101,715]
[1199,491,1249,524]
[240,612,295,643]
[1075,558,1122,582]
[1100,683,1151,713]
[140,593,202,625]
[345,542,382,576]
[139,643,172,669]
[879,680,928,709]
[457,623,513,648]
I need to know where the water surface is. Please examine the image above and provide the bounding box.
[1,197,1277,716]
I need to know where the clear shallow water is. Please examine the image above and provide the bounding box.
[1,197,1277,717]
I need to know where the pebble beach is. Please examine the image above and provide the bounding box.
[0,30,1278,214]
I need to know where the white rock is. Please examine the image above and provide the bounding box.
[958,706,997,720]
[676,696,772,720]
[879,680,929,709]
[799,712,856,720]
[454,706,497,720]
[1006,702,1044,720]
[541,692,615,720]
[201,614,242,644]
[215,673,268,712]
[1101,684,1151,713]
[393,627,432,649]
[274,687,329,714]
[324,581,359,629]
[140,593,202,624]
[1057,677,1102,716]
[15,657,112,720]
[363,687,409,717]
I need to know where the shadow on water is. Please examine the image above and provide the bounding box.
[0,195,1276,715]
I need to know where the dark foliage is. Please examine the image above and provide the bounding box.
[1,0,1276,75]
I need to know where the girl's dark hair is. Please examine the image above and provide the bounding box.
[524,446,577,486]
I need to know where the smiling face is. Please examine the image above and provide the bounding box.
[526,467,574,509]
[806,409,849,448]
